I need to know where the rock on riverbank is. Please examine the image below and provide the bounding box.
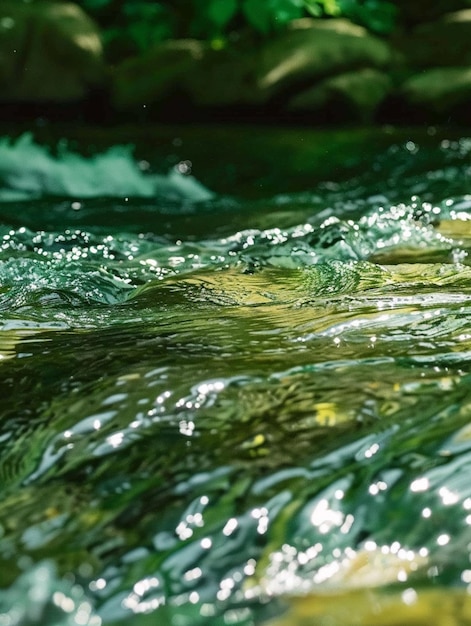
[2,0,471,125]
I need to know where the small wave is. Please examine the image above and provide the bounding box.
[0,134,214,202]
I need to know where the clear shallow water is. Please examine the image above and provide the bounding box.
[1,131,471,625]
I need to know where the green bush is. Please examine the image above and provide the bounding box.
[337,0,397,35]
[78,0,397,58]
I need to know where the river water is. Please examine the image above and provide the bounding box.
[1,128,471,625]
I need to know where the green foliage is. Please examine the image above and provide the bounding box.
[122,2,173,52]
[304,0,341,18]
[242,0,304,34]
[77,0,397,59]
[240,0,342,34]
[190,0,239,37]
[337,0,397,34]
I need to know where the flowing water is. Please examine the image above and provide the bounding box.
[1,128,471,625]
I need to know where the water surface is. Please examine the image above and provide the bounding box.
[1,129,471,625]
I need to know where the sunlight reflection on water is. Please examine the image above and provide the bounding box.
[1,132,471,625]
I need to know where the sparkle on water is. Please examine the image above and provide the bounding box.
[1,131,471,625]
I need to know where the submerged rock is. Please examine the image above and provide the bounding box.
[271,588,471,626]
[0,1,104,102]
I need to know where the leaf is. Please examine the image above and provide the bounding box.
[242,0,304,34]
[304,0,340,17]
[242,0,273,33]
[363,1,397,34]
[304,2,323,17]
[318,0,341,15]
[337,0,397,34]
[127,21,172,52]
[207,0,238,29]
[191,0,238,37]
[271,0,305,27]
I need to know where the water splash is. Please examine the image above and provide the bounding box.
[0,134,213,201]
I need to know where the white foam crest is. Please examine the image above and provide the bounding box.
[0,134,214,201]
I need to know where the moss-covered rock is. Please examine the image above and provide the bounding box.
[112,39,205,110]
[398,10,471,68]
[393,0,471,26]
[394,67,471,124]
[401,67,471,120]
[112,17,393,118]
[287,68,392,123]
[184,45,257,107]
[254,18,392,101]
[0,1,104,102]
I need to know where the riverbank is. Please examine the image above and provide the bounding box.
[2,2,471,127]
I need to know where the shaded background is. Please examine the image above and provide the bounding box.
[1,0,471,127]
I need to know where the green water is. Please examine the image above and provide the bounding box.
[1,129,471,625]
